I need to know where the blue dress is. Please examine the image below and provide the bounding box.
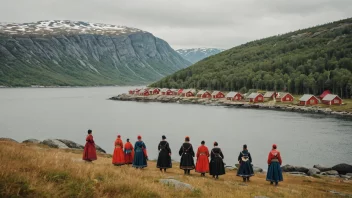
[237,150,254,177]
[132,141,147,168]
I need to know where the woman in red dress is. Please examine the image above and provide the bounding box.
[82,129,97,162]
[124,138,134,165]
[112,135,125,166]
[195,140,210,177]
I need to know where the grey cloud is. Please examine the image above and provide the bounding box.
[0,0,351,49]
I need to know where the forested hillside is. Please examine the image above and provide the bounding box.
[151,18,352,98]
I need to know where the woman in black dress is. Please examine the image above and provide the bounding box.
[157,135,172,172]
[209,142,225,179]
[237,144,254,182]
[179,136,195,175]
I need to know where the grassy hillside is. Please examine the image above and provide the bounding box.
[1,141,351,198]
[151,18,352,98]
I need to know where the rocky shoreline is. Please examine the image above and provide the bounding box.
[110,94,352,119]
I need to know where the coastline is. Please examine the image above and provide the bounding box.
[110,94,352,119]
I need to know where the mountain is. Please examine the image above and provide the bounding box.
[0,20,191,86]
[176,48,224,63]
[151,18,352,98]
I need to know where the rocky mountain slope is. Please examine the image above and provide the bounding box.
[176,48,224,63]
[152,18,352,98]
[0,20,191,86]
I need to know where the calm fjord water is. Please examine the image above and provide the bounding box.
[0,87,351,169]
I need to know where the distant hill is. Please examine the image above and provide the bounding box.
[151,18,352,98]
[176,48,224,63]
[0,20,190,86]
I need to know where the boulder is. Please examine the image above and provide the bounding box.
[159,179,193,191]
[346,173,352,177]
[95,144,106,153]
[340,175,351,180]
[313,164,332,172]
[253,166,263,173]
[307,168,321,176]
[41,139,69,149]
[281,164,309,173]
[332,163,352,175]
[288,172,307,176]
[22,139,41,144]
[56,139,84,149]
[321,170,339,175]
[0,138,18,143]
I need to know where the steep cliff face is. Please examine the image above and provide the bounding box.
[0,20,191,86]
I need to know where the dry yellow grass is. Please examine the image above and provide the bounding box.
[0,141,351,198]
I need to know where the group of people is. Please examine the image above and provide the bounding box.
[82,130,283,185]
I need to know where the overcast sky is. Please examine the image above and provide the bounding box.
[0,0,351,49]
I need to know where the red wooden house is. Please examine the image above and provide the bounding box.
[196,90,212,98]
[134,89,141,95]
[276,92,294,102]
[322,94,342,105]
[171,89,178,95]
[149,88,160,95]
[320,90,331,99]
[161,88,173,95]
[211,91,225,99]
[177,89,184,95]
[129,90,135,95]
[225,92,243,101]
[139,89,149,96]
[299,94,319,105]
[182,89,196,97]
[263,91,277,101]
[247,93,264,103]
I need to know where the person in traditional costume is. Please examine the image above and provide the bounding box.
[124,138,134,165]
[82,129,97,162]
[179,136,195,175]
[112,135,125,166]
[266,144,283,186]
[157,135,172,172]
[209,142,225,179]
[237,144,254,182]
[132,135,148,169]
[195,140,210,177]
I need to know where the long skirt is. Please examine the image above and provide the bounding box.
[133,149,147,168]
[82,143,97,161]
[237,161,254,177]
[157,150,172,169]
[112,147,125,165]
[266,162,283,182]
[195,155,209,173]
[125,151,134,164]
[209,158,225,176]
[180,153,195,170]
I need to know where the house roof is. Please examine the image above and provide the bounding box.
[322,94,340,101]
[183,89,196,94]
[211,91,223,96]
[299,94,316,101]
[197,90,206,95]
[263,91,275,98]
[276,92,292,99]
[247,93,261,99]
[226,92,240,98]
[320,90,331,98]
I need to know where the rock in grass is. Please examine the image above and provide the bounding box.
[0,138,18,143]
[332,163,352,175]
[321,170,339,175]
[288,172,307,176]
[22,139,41,144]
[253,166,263,173]
[41,139,69,149]
[56,139,84,149]
[281,164,309,173]
[313,164,332,172]
[159,179,193,191]
[307,168,321,176]
[95,144,106,153]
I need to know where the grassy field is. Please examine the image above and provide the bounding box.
[0,141,351,198]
